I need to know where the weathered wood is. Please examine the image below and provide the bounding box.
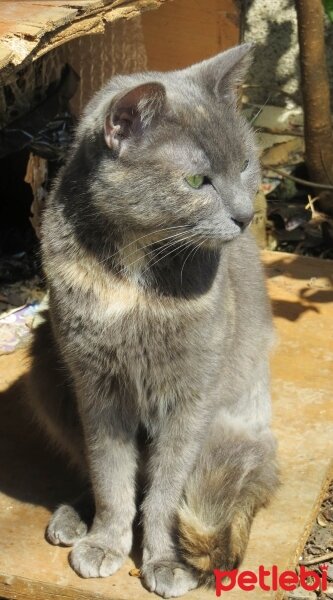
[0,0,169,79]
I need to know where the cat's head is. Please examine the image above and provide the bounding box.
[80,44,260,247]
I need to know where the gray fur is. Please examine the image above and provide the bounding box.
[27,44,278,598]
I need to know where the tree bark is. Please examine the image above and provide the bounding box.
[296,0,333,188]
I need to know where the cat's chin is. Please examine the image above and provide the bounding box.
[199,232,243,250]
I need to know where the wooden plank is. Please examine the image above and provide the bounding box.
[0,40,14,69]
[32,0,169,60]
[0,251,332,600]
[46,14,104,48]
[0,0,167,76]
[0,22,41,38]
[0,6,82,36]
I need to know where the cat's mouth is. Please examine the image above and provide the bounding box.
[128,217,251,261]
[153,230,244,255]
[198,234,241,250]
[189,220,252,249]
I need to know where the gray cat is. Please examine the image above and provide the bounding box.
[27,44,278,598]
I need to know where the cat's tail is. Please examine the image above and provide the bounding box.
[177,425,278,585]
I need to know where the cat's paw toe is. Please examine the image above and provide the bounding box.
[142,560,198,598]
[46,504,88,546]
[69,538,124,578]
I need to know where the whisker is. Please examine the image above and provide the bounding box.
[180,239,204,286]
[147,231,198,264]
[142,233,198,277]
[191,239,207,266]
[143,233,195,269]
[116,230,192,274]
[97,225,190,267]
[120,235,192,277]
[181,238,208,286]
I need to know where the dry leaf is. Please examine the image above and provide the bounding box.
[261,138,304,168]
[317,512,329,527]
[129,568,142,578]
[323,507,333,522]
[25,153,48,239]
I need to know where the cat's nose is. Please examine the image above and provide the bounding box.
[231,213,254,231]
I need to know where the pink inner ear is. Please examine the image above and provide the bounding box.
[104,81,166,150]
[104,122,112,149]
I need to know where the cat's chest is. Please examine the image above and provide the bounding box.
[54,263,216,392]
[92,293,188,361]
[82,292,196,413]
[79,284,206,380]
[52,248,215,363]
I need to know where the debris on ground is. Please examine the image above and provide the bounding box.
[0,66,78,354]
[129,568,142,578]
[293,481,333,600]
[287,589,317,599]
[0,272,45,354]
[244,103,333,259]
[0,302,41,354]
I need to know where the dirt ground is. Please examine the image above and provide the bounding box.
[298,481,333,600]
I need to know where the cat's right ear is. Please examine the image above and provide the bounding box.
[190,43,255,102]
[104,82,166,154]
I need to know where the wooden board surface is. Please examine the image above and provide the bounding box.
[0,0,170,78]
[142,0,240,71]
[0,251,332,599]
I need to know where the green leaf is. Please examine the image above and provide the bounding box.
[323,0,333,22]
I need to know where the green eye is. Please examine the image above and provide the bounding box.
[241,159,249,172]
[185,175,205,189]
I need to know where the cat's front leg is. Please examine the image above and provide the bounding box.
[141,407,206,598]
[69,381,138,579]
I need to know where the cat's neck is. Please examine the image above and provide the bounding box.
[55,206,222,300]
[113,237,221,299]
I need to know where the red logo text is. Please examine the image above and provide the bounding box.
[214,564,328,596]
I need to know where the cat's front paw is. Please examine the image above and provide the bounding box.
[69,536,125,578]
[46,504,88,546]
[142,560,199,598]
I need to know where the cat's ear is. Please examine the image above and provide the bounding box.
[104,82,166,152]
[192,43,254,101]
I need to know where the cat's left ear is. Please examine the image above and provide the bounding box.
[104,82,166,153]
[191,43,254,102]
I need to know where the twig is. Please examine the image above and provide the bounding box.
[257,126,304,138]
[305,195,319,216]
[242,85,298,101]
[264,166,333,190]
[299,551,333,566]
[248,95,271,125]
